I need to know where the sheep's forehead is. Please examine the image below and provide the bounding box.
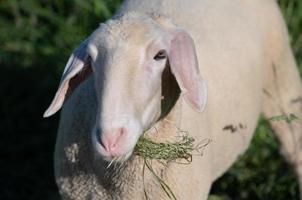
[100,15,163,46]
[89,13,168,73]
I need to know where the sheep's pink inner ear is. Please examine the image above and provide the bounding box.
[43,39,93,118]
[169,30,207,112]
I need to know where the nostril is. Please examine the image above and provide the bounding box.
[95,128,106,148]
[109,127,125,149]
[118,127,125,137]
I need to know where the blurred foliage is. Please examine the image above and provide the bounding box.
[279,0,302,74]
[0,0,301,199]
[0,0,121,70]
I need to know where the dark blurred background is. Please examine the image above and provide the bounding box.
[0,0,301,199]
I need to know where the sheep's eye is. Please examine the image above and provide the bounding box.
[153,50,167,61]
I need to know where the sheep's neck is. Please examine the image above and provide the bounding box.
[146,98,182,142]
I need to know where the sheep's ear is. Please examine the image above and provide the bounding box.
[43,39,94,117]
[168,30,207,112]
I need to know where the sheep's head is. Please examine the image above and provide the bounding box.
[44,13,207,162]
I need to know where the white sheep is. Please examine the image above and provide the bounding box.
[44,0,302,199]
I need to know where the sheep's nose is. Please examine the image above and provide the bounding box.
[98,127,126,156]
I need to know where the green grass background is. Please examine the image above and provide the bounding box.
[0,0,301,199]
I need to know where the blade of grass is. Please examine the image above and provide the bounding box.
[144,159,177,200]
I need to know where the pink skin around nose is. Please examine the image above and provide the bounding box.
[98,127,127,159]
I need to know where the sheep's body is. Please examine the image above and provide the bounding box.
[54,0,302,199]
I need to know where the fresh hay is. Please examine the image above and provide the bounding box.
[133,133,211,200]
[134,134,198,162]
